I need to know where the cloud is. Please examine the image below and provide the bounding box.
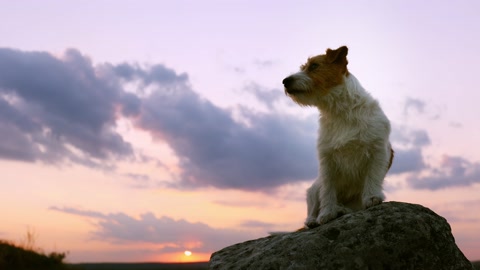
[389,124,480,190]
[137,82,317,191]
[50,206,256,253]
[49,206,107,219]
[407,155,480,190]
[110,62,188,86]
[253,59,275,69]
[389,148,426,174]
[3,47,448,192]
[123,173,151,183]
[389,126,430,175]
[391,126,431,148]
[0,48,134,165]
[239,220,275,229]
[0,48,317,191]
[0,48,190,170]
[449,121,463,128]
[404,97,425,116]
[244,83,284,110]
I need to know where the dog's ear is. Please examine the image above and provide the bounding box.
[326,46,348,65]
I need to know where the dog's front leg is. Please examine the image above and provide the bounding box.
[315,159,352,225]
[316,174,340,225]
[362,144,389,208]
[305,180,321,228]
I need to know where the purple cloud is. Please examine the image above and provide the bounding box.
[4,47,472,191]
[0,48,134,165]
[407,155,480,190]
[50,206,257,253]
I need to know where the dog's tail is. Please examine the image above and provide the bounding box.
[268,231,290,236]
[387,143,394,171]
[268,227,308,236]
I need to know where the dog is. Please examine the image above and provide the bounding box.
[283,46,394,228]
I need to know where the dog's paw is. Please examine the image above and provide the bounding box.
[316,205,350,225]
[338,205,354,215]
[317,209,337,225]
[363,195,384,209]
[305,216,319,228]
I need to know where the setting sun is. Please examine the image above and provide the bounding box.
[184,250,192,257]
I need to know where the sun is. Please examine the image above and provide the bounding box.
[184,250,192,257]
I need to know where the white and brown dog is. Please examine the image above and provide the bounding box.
[283,46,394,228]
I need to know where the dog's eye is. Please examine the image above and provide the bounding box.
[308,63,319,71]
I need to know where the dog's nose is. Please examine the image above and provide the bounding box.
[282,76,294,88]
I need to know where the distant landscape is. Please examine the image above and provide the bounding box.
[72,261,479,270]
[1,238,478,270]
[71,262,208,270]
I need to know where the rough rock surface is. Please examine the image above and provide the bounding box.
[209,202,473,270]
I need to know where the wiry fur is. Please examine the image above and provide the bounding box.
[283,46,393,228]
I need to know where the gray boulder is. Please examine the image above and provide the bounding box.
[209,202,474,270]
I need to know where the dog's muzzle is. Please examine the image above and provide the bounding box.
[283,72,311,95]
[283,76,297,95]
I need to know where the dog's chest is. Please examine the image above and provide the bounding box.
[318,117,364,150]
[317,118,373,182]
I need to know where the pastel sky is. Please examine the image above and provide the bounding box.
[1,0,479,263]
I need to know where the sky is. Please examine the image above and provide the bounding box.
[0,0,479,263]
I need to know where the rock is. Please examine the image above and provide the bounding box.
[209,202,474,270]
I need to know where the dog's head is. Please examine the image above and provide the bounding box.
[283,46,349,106]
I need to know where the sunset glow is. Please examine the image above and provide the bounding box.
[0,0,479,264]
